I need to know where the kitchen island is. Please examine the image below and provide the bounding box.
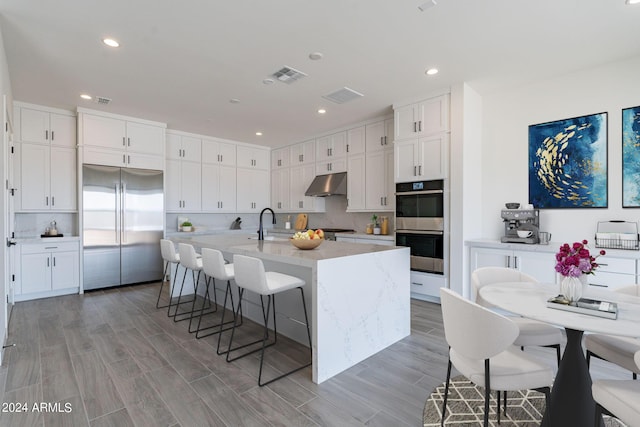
[169,233,410,383]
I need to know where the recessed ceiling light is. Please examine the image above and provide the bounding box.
[318,109,326,114]
[418,0,437,11]
[309,52,324,61]
[102,38,120,48]
[627,0,640,4]
[80,94,92,100]
[262,78,275,85]
[426,68,439,75]
[256,132,263,136]
[229,98,240,104]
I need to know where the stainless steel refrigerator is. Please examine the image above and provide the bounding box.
[82,165,164,290]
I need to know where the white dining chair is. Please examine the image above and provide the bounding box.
[592,350,640,427]
[439,288,554,427]
[471,267,563,365]
[586,284,640,380]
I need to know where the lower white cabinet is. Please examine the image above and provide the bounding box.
[469,246,557,284]
[584,256,637,291]
[19,241,79,300]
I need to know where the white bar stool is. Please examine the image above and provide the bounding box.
[193,248,240,341]
[158,239,182,313]
[226,254,312,387]
[174,243,212,330]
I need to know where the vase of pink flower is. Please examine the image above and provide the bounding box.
[555,240,605,302]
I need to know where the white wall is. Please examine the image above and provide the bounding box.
[0,22,13,364]
[481,55,640,244]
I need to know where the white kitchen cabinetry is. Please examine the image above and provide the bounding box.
[271,168,290,212]
[166,158,201,212]
[18,143,76,211]
[290,139,315,165]
[289,164,324,212]
[316,157,347,174]
[394,134,448,183]
[365,118,394,152]
[18,106,76,147]
[346,153,366,210]
[316,132,346,161]
[394,95,449,141]
[365,149,394,211]
[346,126,365,155]
[236,145,269,170]
[201,163,236,212]
[202,138,236,166]
[236,168,269,212]
[584,256,637,291]
[469,246,557,284]
[166,133,201,162]
[271,146,290,169]
[79,109,165,169]
[18,241,79,299]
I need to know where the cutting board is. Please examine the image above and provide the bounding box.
[294,213,308,230]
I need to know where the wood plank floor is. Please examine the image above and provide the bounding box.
[0,282,630,427]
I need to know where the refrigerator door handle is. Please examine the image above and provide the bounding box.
[122,183,127,244]
[115,183,120,243]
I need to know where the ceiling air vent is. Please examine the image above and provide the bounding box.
[271,66,307,84]
[322,87,364,104]
[94,96,112,105]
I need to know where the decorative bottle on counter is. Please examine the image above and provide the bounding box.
[380,217,388,235]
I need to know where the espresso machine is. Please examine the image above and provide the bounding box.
[500,209,540,244]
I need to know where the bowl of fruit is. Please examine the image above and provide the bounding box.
[290,229,324,250]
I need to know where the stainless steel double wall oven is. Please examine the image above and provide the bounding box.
[395,179,444,274]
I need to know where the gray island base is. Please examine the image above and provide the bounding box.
[169,234,411,383]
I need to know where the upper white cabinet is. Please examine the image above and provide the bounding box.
[271,146,290,169]
[201,163,236,212]
[13,103,77,212]
[316,157,347,175]
[79,109,166,170]
[290,139,315,165]
[166,133,201,162]
[166,157,201,212]
[346,153,366,210]
[289,164,324,212]
[394,94,449,141]
[365,119,394,153]
[19,106,76,147]
[202,137,236,166]
[82,113,164,154]
[236,168,269,212]
[394,134,448,183]
[271,168,290,212]
[236,145,269,170]
[316,131,346,161]
[346,126,365,155]
[365,149,394,211]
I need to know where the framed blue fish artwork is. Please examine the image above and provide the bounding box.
[622,106,640,208]
[528,112,608,209]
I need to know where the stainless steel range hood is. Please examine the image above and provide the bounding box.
[305,172,347,197]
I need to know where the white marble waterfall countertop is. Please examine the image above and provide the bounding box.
[170,233,401,267]
[168,232,410,384]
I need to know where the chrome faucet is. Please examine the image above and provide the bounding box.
[258,207,275,240]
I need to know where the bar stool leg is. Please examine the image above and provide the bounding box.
[195,278,237,339]
[226,289,276,362]
[216,283,243,353]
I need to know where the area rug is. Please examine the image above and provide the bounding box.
[423,375,626,426]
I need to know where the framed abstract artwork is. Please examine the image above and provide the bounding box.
[622,105,640,208]
[528,112,608,209]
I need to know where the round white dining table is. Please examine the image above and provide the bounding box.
[480,281,640,427]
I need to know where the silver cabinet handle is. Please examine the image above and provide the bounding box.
[123,137,126,146]
[127,137,131,146]
[123,154,126,164]
[380,197,384,206]
[128,155,131,164]
[301,154,304,162]
[45,130,49,140]
[418,121,422,132]
[51,131,54,141]
[413,166,417,176]
[346,144,349,153]
[51,196,55,206]
[418,165,422,175]
[53,256,56,267]
[47,257,50,267]
[506,256,510,268]
[413,122,417,133]
[384,136,388,145]
[381,137,384,146]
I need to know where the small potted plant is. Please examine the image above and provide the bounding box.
[181,221,193,232]
[372,214,381,235]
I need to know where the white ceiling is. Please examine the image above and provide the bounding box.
[1,0,639,148]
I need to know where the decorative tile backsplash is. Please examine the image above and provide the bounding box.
[14,213,78,238]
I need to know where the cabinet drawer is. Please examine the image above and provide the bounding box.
[596,257,636,275]
[21,241,79,254]
[586,271,636,290]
